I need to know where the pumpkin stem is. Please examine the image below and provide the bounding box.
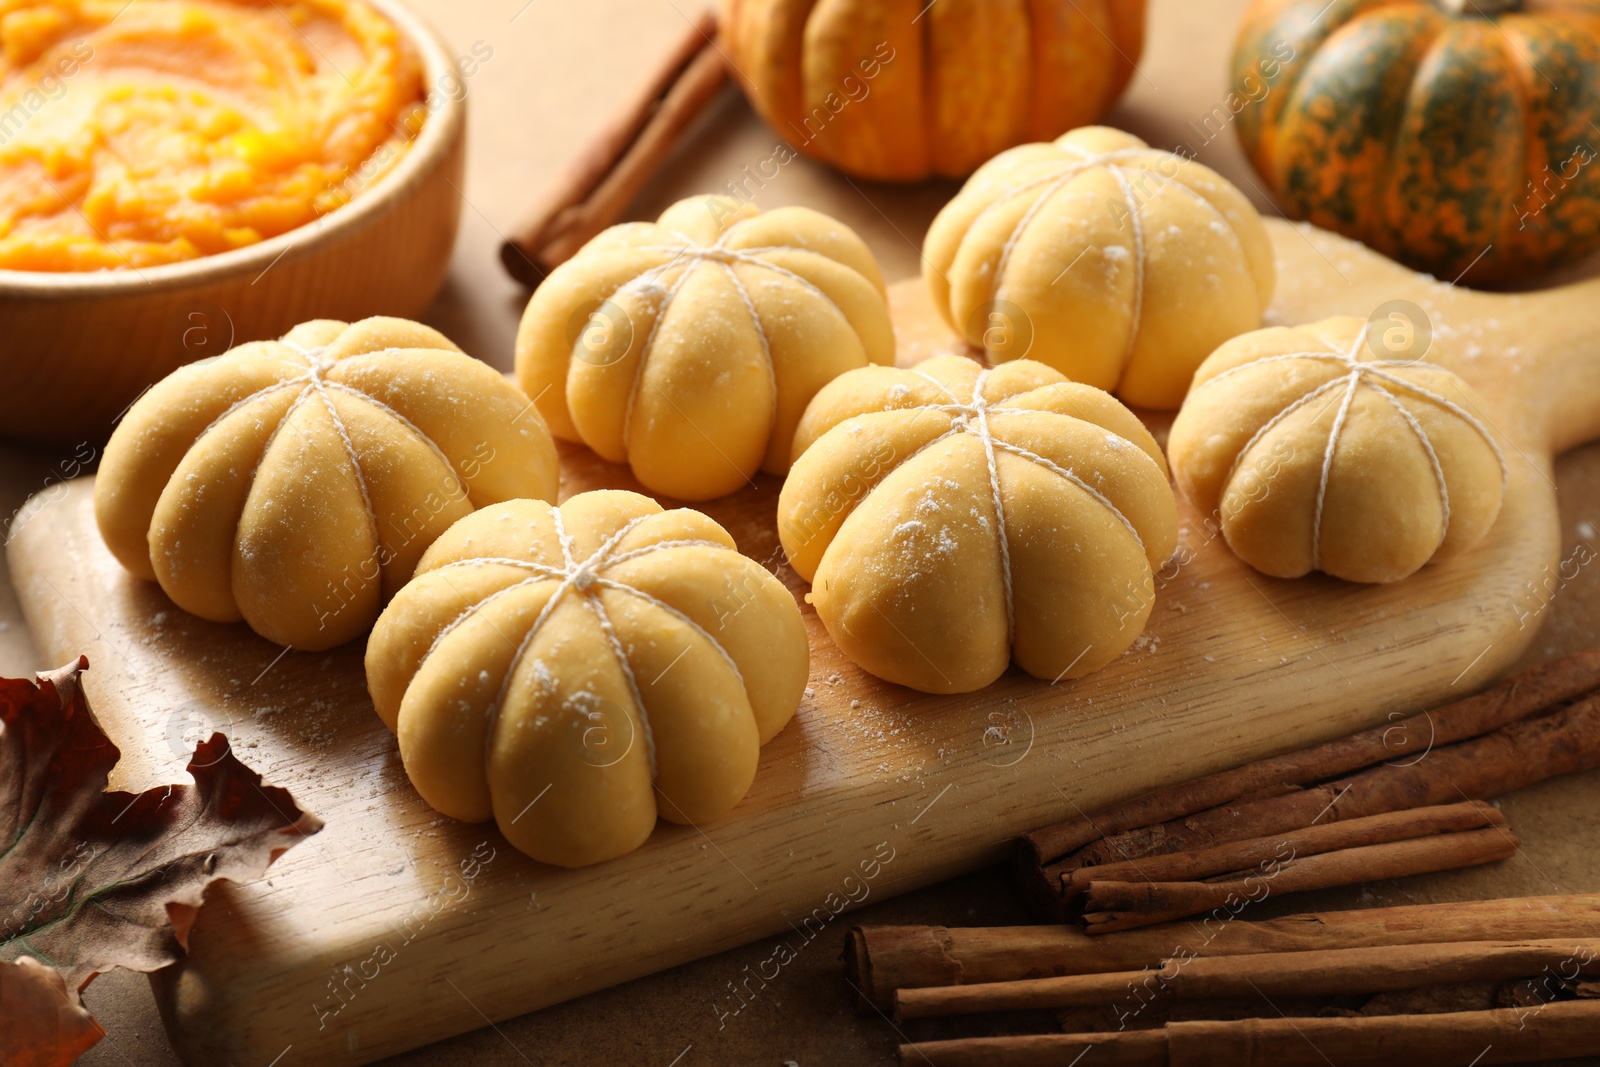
[1432,0,1521,15]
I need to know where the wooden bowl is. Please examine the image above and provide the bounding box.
[0,0,466,449]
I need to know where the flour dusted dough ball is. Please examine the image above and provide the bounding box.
[515,195,894,500]
[779,355,1177,694]
[95,317,559,650]
[365,490,808,867]
[1168,316,1507,583]
[925,126,1275,409]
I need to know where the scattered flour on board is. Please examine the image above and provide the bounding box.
[1127,634,1161,655]
[808,677,949,777]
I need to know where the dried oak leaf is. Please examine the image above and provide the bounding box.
[0,656,322,993]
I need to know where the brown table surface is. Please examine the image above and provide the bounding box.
[6,0,1600,1063]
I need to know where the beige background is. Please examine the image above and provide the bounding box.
[4,0,1599,1063]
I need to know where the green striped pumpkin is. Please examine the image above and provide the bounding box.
[1234,0,1600,284]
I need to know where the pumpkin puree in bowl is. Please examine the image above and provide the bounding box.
[0,0,424,271]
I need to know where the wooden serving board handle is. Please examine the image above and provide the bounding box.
[1502,289,1600,457]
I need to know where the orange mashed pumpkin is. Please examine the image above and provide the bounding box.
[0,0,424,271]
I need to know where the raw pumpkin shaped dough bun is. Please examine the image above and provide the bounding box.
[778,355,1177,695]
[1168,316,1508,583]
[365,490,809,868]
[94,317,559,651]
[514,195,894,501]
[924,126,1275,409]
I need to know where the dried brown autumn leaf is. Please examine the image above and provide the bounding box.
[0,655,321,1062]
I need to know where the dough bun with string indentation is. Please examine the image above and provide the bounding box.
[514,195,895,501]
[778,355,1177,695]
[94,317,560,651]
[1168,316,1507,584]
[925,126,1274,410]
[365,489,808,868]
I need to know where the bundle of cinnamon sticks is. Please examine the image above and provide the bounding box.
[850,894,1600,1065]
[1018,651,1600,929]
[847,653,1600,1064]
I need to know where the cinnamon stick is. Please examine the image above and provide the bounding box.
[900,1031,1165,1067]
[895,938,1600,1020]
[499,11,729,285]
[1082,822,1517,933]
[1033,687,1600,920]
[1060,800,1503,894]
[1017,650,1600,912]
[847,893,1600,1011]
[900,1001,1600,1067]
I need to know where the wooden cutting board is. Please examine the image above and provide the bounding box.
[9,219,1600,1066]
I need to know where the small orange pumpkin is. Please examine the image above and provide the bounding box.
[1234,0,1600,285]
[720,0,1147,182]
